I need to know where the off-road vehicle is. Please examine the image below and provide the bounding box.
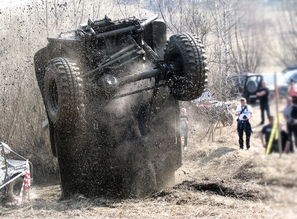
[0,142,31,203]
[34,15,208,198]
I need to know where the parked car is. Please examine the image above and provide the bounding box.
[282,65,297,74]
[282,66,297,83]
[261,72,288,98]
[191,89,213,103]
[226,73,263,103]
[287,72,297,83]
[0,142,32,204]
[191,90,233,127]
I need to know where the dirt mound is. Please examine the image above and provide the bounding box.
[233,160,264,181]
[259,178,297,188]
[199,147,236,164]
[180,145,265,183]
[175,180,266,200]
[151,178,267,207]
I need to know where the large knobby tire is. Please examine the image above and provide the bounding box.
[48,120,58,157]
[34,47,50,99]
[164,33,208,101]
[43,58,85,126]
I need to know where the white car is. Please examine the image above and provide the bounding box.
[282,66,297,82]
[261,72,288,98]
[0,142,32,203]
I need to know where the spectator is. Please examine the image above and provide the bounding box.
[290,100,297,149]
[180,108,189,150]
[260,116,293,154]
[283,96,294,152]
[256,81,270,125]
[235,97,253,150]
[288,80,297,104]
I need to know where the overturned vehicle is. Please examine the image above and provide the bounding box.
[34,15,208,198]
[0,142,31,203]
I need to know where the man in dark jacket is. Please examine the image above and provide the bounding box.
[260,116,292,153]
[256,81,270,125]
[290,102,297,149]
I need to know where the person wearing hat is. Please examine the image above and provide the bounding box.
[235,97,253,150]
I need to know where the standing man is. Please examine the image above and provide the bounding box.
[290,100,297,149]
[235,97,253,150]
[288,80,297,104]
[180,107,189,150]
[283,96,294,150]
[260,116,292,153]
[256,81,270,125]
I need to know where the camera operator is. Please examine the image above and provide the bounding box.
[235,97,253,150]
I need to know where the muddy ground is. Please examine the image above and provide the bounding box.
[1,101,297,218]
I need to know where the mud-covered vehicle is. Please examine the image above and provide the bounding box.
[0,142,31,203]
[34,15,208,198]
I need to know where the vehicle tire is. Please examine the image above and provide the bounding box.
[6,177,24,202]
[164,33,208,101]
[34,47,50,100]
[43,58,85,126]
[246,80,258,94]
[48,120,57,157]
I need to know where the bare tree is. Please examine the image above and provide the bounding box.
[71,0,86,27]
[0,5,58,177]
[207,0,266,100]
[273,0,297,67]
[204,0,237,100]
[229,1,265,73]
[155,0,212,41]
